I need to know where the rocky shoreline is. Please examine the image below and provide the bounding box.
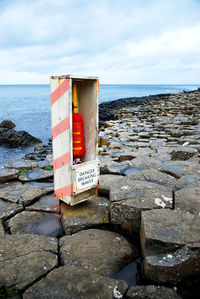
[0,89,200,298]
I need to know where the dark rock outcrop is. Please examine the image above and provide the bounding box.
[0,120,41,147]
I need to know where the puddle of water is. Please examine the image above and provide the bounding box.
[112,258,145,287]
[122,166,142,176]
[34,213,62,237]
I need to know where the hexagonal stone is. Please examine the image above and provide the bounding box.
[0,167,18,183]
[0,234,57,290]
[110,180,172,233]
[175,174,200,190]
[126,285,181,299]
[18,168,53,182]
[8,211,62,237]
[175,185,200,215]
[140,209,200,285]
[24,265,128,299]
[26,194,60,213]
[61,196,109,234]
[0,182,53,205]
[59,229,138,276]
[160,161,200,178]
[0,198,23,220]
[171,147,198,160]
[4,159,37,170]
[99,175,124,196]
[128,169,176,188]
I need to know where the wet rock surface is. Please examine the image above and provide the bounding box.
[0,90,199,297]
[24,265,128,299]
[59,228,138,276]
[140,209,200,285]
[8,211,62,237]
[61,196,109,234]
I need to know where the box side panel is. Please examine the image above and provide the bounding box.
[78,80,98,162]
[50,77,73,203]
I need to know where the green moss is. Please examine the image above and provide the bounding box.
[5,287,21,297]
[0,218,2,223]
[43,165,52,171]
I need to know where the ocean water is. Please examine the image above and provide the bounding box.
[0,83,199,166]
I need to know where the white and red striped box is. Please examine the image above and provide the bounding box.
[50,75,99,205]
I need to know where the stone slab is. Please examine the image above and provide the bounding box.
[8,211,62,237]
[61,196,109,234]
[0,234,57,290]
[110,180,172,233]
[0,182,53,205]
[0,167,18,183]
[26,194,60,213]
[126,285,181,299]
[59,228,138,277]
[24,265,128,299]
[0,198,23,220]
[140,209,200,285]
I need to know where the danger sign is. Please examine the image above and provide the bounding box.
[76,166,98,191]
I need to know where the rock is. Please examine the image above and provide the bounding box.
[0,182,53,205]
[171,147,198,160]
[0,126,42,147]
[175,174,200,190]
[140,209,200,285]
[8,211,62,237]
[126,285,181,299]
[0,167,18,183]
[26,194,60,213]
[99,174,124,196]
[0,199,23,220]
[59,229,138,276]
[159,160,199,178]
[175,186,200,215]
[61,196,109,234]
[18,168,53,182]
[0,222,4,235]
[24,265,128,299]
[0,234,57,290]
[4,159,38,170]
[119,151,137,162]
[128,169,176,188]
[110,180,172,233]
[0,119,16,129]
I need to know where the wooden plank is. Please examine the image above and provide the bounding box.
[51,75,99,80]
[71,188,98,206]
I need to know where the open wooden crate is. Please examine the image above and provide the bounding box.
[50,75,99,205]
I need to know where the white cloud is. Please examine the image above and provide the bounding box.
[0,0,199,84]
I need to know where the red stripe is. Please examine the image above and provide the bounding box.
[53,152,70,170]
[51,79,69,105]
[55,184,73,198]
[52,116,70,139]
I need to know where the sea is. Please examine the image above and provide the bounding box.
[0,84,199,166]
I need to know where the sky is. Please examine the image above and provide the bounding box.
[0,0,200,84]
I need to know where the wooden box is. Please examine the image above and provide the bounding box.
[50,75,99,205]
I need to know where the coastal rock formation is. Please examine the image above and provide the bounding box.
[0,89,199,297]
[0,119,41,147]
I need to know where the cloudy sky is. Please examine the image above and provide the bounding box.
[0,0,200,84]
